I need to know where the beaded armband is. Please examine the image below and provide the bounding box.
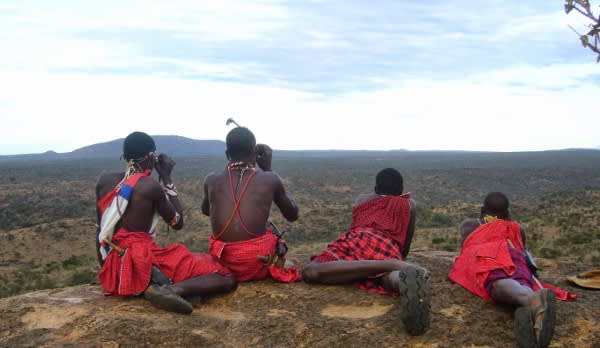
[163,182,178,197]
[169,212,181,226]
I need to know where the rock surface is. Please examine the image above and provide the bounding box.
[1,252,598,348]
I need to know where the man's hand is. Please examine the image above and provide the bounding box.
[256,144,272,171]
[155,153,176,182]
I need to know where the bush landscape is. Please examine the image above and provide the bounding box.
[1,150,599,298]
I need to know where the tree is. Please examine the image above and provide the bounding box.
[565,0,600,61]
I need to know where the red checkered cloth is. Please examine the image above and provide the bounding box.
[209,229,302,283]
[313,228,404,263]
[99,228,230,296]
[311,195,412,296]
[312,228,403,296]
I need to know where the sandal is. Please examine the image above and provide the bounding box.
[397,266,430,336]
[144,284,193,314]
[514,289,556,348]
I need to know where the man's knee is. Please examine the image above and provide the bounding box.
[489,279,533,306]
[221,274,238,293]
[301,262,322,283]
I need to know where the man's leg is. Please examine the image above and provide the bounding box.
[145,273,237,314]
[302,260,430,336]
[169,273,237,297]
[302,259,419,284]
[491,279,556,348]
[489,278,539,308]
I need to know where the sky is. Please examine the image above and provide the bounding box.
[1,0,600,155]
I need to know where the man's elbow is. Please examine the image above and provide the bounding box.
[285,208,299,222]
[201,202,210,216]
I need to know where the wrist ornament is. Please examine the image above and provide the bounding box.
[169,212,181,226]
[163,182,178,197]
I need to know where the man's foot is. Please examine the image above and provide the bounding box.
[397,266,430,336]
[184,295,203,308]
[514,289,556,348]
[144,284,193,314]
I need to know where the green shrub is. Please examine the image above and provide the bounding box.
[431,213,453,227]
[539,247,561,259]
[570,231,593,244]
[431,237,446,244]
[62,255,88,270]
[441,243,457,252]
[69,270,97,285]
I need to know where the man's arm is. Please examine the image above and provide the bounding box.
[94,177,104,266]
[273,175,299,222]
[201,174,213,216]
[153,154,184,230]
[459,218,480,246]
[152,184,184,230]
[256,144,299,222]
[401,199,417,259]
[256,144,272,171]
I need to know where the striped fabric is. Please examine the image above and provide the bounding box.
[97,170,158,260]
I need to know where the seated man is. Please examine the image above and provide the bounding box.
[96,131,236,314]
[202,127,301,282]
[448,192,574,348]
[302,168,430,336]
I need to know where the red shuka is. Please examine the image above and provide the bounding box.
[99,229,229,296]
[448,219,577,302]
[349,194,412,251]
[209,230,301,283]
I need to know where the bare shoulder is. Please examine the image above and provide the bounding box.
[137,175,161,190]
[354,193,378,207]
[97,171,122,185]
[203,170,221,183]
[408,197,416,208]
[460,218,479,227]
[460,218,480,234]
[259,169,283,183]
[96,172,124,197]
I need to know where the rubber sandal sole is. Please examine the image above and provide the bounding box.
[398,267,430,336]
[514,289,556,348]
[514,306,536,348]
[536,289,556,348]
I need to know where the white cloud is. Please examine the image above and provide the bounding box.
[1,61,599,154]
[1,1,599,154]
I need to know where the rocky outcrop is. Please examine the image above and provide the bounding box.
[1,252,598,347]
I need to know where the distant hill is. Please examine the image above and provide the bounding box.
[0,136,226,161]
[1,135,600,162]
[70,135,226,158]
[0,135,411,162]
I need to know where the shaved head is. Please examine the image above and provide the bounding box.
[375,168,403,196]
[123,131,155,161]
[481,192,510,219]
[226,127,256,161]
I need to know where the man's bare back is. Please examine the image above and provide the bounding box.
[202,143,298,242]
